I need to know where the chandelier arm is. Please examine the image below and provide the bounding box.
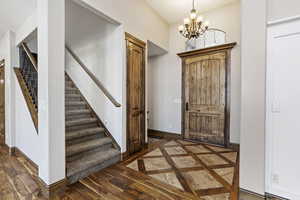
[178,0,209,40]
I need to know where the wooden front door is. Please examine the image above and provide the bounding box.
[184,52,227,146]
[126,33,146,155]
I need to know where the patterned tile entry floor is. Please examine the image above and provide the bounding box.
[126,140,239,200]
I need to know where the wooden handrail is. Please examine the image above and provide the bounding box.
[21,42,38,71]
[65,45,121,108]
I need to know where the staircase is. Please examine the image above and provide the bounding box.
[17,43,121,184]
[65,75,121,184]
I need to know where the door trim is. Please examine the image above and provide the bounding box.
[125,33,146,154]
[178,43,236,147]
[0,61,5,145]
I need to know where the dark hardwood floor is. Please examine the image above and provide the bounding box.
[0,139,195,200]
[3,136,281,200]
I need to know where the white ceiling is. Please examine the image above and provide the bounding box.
[0,0,36,39]
[145,0,238,24]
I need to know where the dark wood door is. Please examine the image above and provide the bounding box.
[184,52,227,145]
[126,33,146,155]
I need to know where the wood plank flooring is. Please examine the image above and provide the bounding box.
[0,143,42,199]
[0,136,279,200]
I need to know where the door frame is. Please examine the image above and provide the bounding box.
[125,33,146,154]
[0,59,5,144]
[178,43,236,147]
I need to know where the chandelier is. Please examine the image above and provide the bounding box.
[178,0,209,40]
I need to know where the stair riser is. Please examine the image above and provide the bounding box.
[67,154,120,185]
[66,123,98,132]
[66,96,82,101]
[66,81,73,87]
[66,119,97,127]
[66,91,78,95]
[66,142,113,162]
[66,104,87,110]
[66,133,105,146]
[66,128,105,141]
[66,113,91,121]
[66,139,112,158]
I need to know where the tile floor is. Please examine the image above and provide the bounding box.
[126,139,239,200]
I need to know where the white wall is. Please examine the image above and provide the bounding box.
[75,0,169,51]
[148,2,241,144]
[240,0,267,195]
[15,10,37,45]
[65,0,125,151]
[0,36,6,60]
[1,30,39,168]
[268,0,300,22]
[26,35,38,53]
[0,31,17,148]
[38,0,65,185]
[15,73,40,164]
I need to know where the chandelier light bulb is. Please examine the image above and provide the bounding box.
[184,18,190,25]
[190,10,197,19]
[178,25,184,31]
[196,16,203,23]
[204,21,209,27]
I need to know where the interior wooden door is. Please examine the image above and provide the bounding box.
[184,52,227,146]
[126,33,146,155]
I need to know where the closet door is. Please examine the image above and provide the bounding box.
[126,33,146,155]
[266,19,300,199]
[184,52,227,145]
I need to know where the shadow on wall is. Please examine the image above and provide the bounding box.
[65,0,125,150]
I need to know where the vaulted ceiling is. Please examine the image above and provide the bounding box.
[0,0,239,39]
[145,0,238,24]
[0,0,36,38]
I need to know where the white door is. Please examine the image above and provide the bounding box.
[266,19,300,200]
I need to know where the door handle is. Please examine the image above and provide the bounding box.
[132,110,144,117]
[186,102,189,111]
[272,101,280,113]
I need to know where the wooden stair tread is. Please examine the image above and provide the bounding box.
[66,127,105,141]
[67,148,120,177]
[66,101,86,106]
[66,118,97,127]
[66,94,81,97]
[66,137,112,157]
[65,87,77,90]
[66,109,90,116]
